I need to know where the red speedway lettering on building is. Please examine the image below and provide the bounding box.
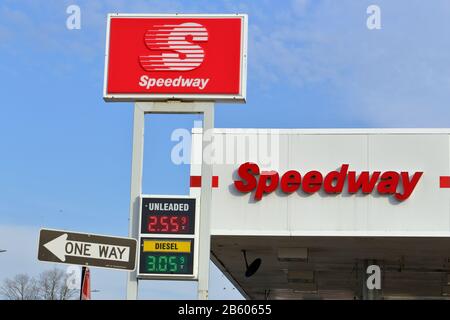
[234,162,423,201]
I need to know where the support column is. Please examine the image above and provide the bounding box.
[124,102,214,300]
[126,103,146,300]
[197,106,214,300]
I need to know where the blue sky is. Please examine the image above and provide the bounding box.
[1,0,450,299]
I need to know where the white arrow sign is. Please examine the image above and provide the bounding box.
[43,233,130,263]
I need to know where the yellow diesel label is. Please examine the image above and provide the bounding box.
[143,240,191,253]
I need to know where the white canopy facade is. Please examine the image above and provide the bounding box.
[190,129,450,299]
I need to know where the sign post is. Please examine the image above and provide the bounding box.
[197,104,214,300]
[125,102,214,299]
[103,13,247,300]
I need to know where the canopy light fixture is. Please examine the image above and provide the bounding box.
[292,283,318,293]
[278,248,308,262]
[287,270,315,283]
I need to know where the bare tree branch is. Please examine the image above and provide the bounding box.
[37,268,77,300]
[1,268,78,300]
[0,274,39,300]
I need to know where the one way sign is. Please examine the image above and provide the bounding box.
[38,229,137,271]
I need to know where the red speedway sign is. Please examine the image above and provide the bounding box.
[103,14,247,102]
[234,162,423,201]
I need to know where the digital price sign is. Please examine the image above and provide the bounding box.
[139,238,194,276]
[138,196,198,279]
[141,197,196,235]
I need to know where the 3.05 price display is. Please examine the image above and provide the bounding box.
[139,238,194,276]
[141,197,196,235]
[145,254,189,274]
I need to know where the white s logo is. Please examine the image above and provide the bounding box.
[139,22,208,72]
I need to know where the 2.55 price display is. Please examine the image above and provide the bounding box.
[141,197,196,235]
[147,215,189,233]
[139,238,194,276]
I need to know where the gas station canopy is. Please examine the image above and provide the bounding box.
[190,129,450,299]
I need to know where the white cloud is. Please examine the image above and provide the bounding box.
[247,0,450,126]
[3,0,450,127]
[0,225,45,279]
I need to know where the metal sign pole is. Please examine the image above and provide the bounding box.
[125,102,214,300]
[197,105,214,300]
[79,267,86,300]
[126,104,145,300]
